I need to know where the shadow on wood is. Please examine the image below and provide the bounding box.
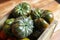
[0,0,10,4]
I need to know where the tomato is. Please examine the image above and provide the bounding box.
[0,30,6,40]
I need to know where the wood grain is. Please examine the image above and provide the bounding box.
[51,30,60,40]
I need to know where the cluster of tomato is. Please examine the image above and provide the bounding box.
[0,2,54,40]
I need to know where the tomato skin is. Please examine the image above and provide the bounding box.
[0,31,16,40]
[6,37,16,40]
[0,30,7,40]
[30,8,43,20]
[12,2,31,18]
[41,10,54,24]
[3,18,15,37]
[34,18,49,30]
[12,16,34,38]
[21,38,30,40]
